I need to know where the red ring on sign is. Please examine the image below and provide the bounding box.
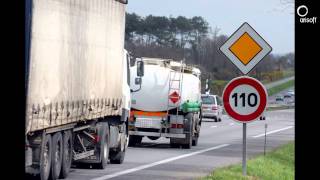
[223,77,267,123]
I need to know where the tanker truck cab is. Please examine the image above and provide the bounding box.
[129,58,202,149]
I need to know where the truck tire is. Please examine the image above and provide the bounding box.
[192,114,201,146]
[192,134,199,146]
[96,122,110,169]
[170,138,180,148]
[51,132,63,180]
[59,130,73,179]
[182,113,193,149]
[128,135,142,147]
[40,134,52,180]
[110,123,127,164]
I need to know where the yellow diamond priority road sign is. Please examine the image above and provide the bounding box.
[220,22,272,74]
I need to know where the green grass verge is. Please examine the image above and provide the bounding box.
[210,74,294,97]
[201,142,294,180]
[267,79,294,96]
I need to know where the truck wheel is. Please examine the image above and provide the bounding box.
[192,114,201,146]
[51,132,63,180]
[182,132,192,149]
[96,122,110,169]
[128,135,142,147]
[40,134,52,180]
[192,134,199,146]
[170,138,180,148]
[182,113,193,149]
[110,123,127,164]
[59,130,73,179]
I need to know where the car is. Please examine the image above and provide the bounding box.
[284,90,294,98]
[287,89,294,95]
[275,95,284,102]
[201,94,223,122]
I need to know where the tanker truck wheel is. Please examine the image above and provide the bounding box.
[59,130,73,179]
[128,135,142,147]
[192,113,201,146]
[192,133,199,146]
[182,113,193,149]
[110,123,127,164]
[170,138,180,148]
[40,134,52,180]
[95,122,110,169]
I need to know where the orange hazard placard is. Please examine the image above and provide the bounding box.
[169,91,180,104]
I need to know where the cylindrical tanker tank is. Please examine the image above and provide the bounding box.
[130,58,201,112]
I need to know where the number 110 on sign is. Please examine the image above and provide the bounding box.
[230,85,260,115]
[232,93,258,107]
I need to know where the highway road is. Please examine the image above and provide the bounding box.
[62,108,294,180]
[264,76,294,89]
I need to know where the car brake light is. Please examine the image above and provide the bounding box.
[212,106,218,110]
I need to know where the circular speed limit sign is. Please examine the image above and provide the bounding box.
[222,76,267,123]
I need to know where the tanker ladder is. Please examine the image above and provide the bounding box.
[166,60,185,133]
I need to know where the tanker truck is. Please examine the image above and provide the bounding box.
[129,58,202,149]
[25,0,143,180]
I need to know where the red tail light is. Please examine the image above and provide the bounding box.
[93,135,100,143]
[177,124,184,128]
[212,106,218,110]
[171,124,184,128]
[129,116,135,122]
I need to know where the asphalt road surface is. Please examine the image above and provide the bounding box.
[264,76,294,89]
[63,109,294,180]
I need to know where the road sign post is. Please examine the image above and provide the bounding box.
[243,123,247,176]
[264,123,268,156]
[220,22,271,176]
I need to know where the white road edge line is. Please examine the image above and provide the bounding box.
[91,144,230,180]
[211,125,217,128]
[252,126,294,138]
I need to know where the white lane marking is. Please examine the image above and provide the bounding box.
[211,125,217,128]
[91,144,230,180]
[229,123,234,126]
[252,126,293,138]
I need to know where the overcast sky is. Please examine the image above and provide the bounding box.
[127,0,294,55]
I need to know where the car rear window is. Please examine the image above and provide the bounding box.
[201,96,216,104]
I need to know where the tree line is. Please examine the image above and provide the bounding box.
[125,13,294,83]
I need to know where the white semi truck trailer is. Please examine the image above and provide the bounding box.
[25,1,143,180]
[129,58,202,149]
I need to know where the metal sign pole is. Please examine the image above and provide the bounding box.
[242,123,247,176]
[264,123,268,156]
